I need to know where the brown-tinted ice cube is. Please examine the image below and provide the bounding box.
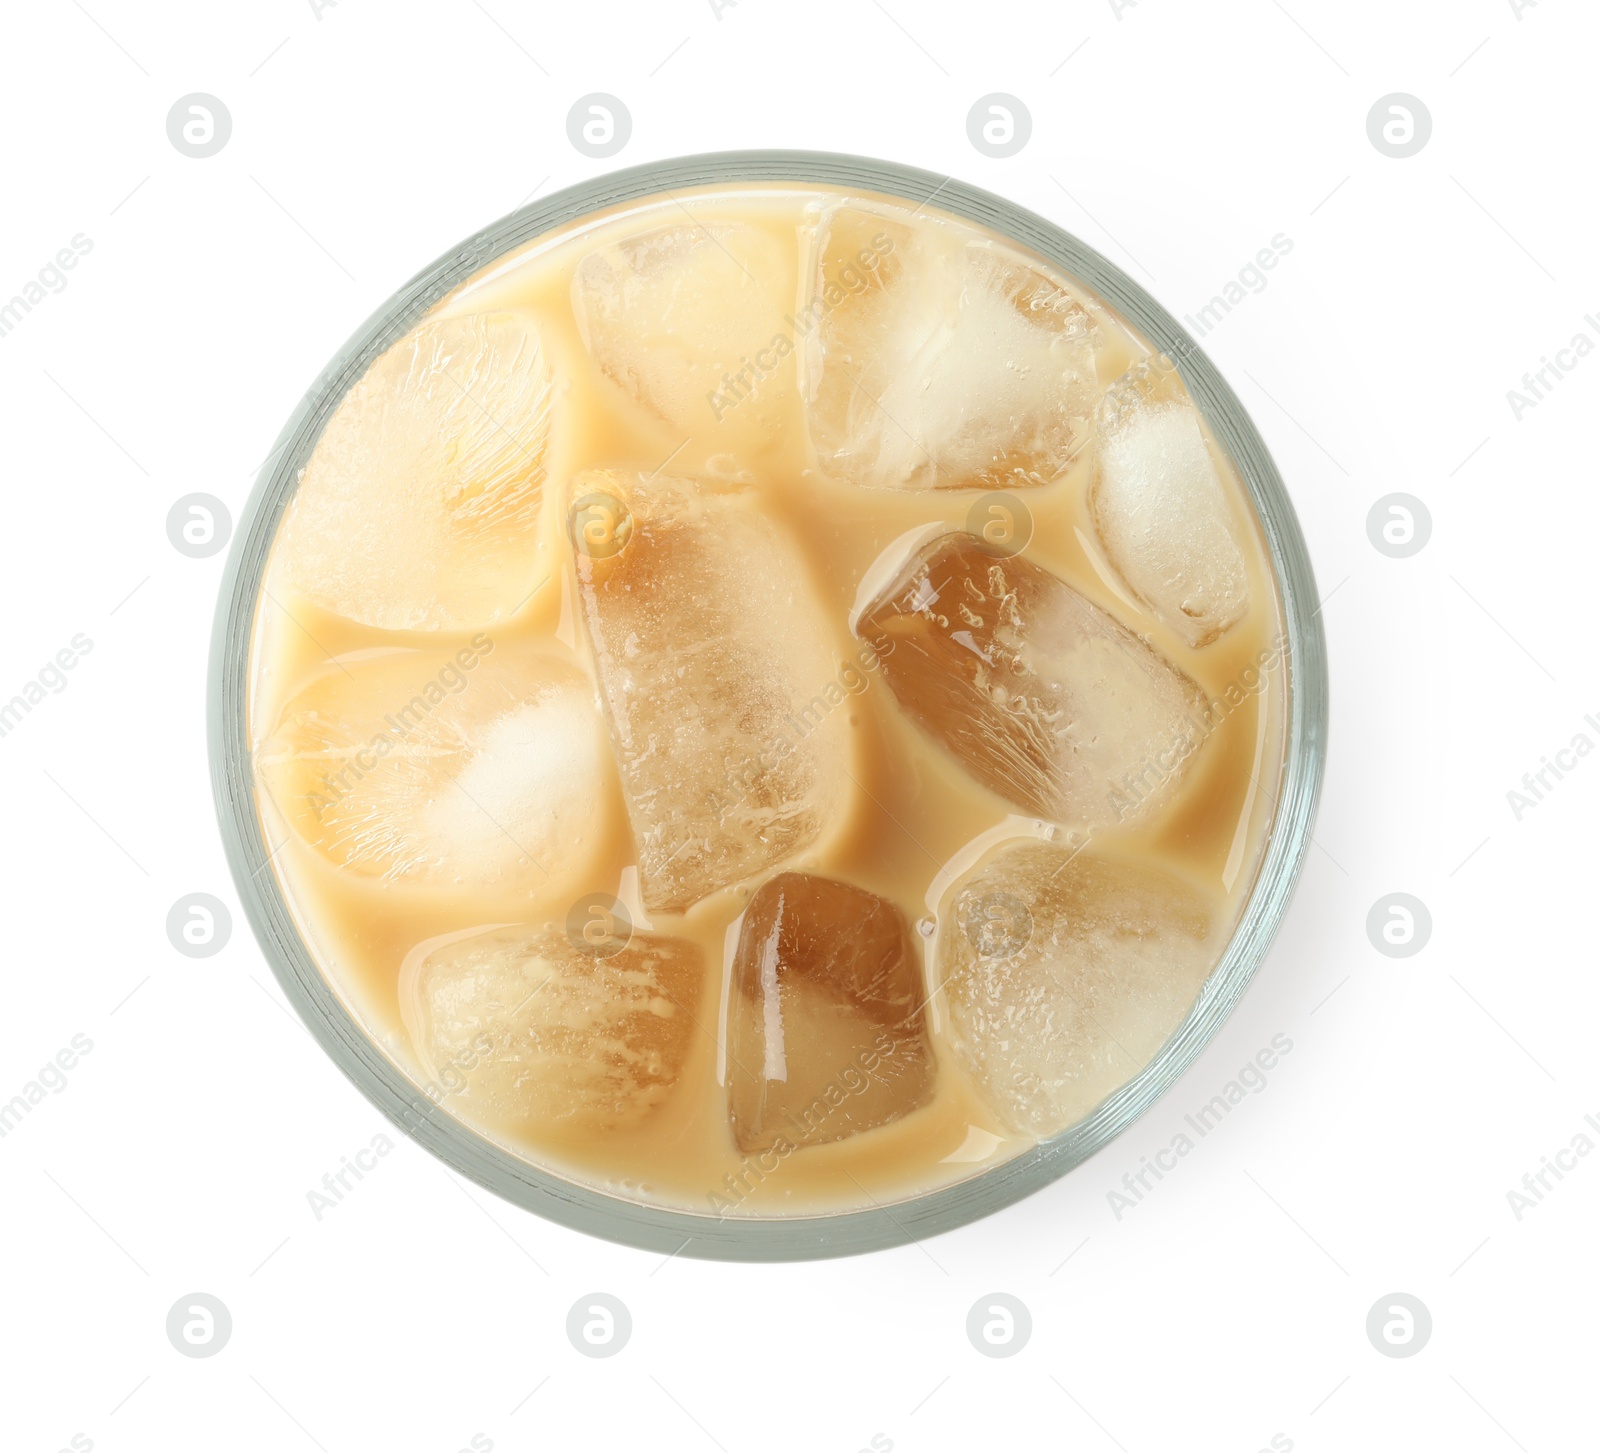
[727,872,935,1152]
[940,841,1215,1137]
[401,924,703,1135]
[855,532,1206,827]
[566,470,852,913]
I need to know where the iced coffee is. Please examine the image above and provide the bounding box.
[249,184,1288,1215]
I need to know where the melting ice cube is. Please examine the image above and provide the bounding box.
[726,871,935,1152]
[803,205,1100,491]
[855,532,1206,827]
[939,840,1216,1137]
[402,924,703,1134]
[256,646,607,895]
[275,312,553,631]
[571,221,794,449]
[566,469,852,913]
[1091,357,1252,647]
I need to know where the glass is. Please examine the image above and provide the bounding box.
[209,151,1327,1260]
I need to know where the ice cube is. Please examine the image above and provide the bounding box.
[726,872,935,1152]
[402,924,703,1134]
[803,205,1100,491]
[1090,358,1251,647]
[855,532,1205,827]
[567,469,852,913]
[571,221,794,448]
[939,840,1215,1137]
[274,312,553,631]
[256,645,607,894]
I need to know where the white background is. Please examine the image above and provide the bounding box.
[1,1,1593,1449]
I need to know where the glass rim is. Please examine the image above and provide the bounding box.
[209,148,1329,1261]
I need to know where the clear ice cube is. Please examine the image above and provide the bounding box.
[940,840,1216,1137]
[402,924,703,1134]
[855,532,1205,827]
[275,312,553,631]
[726,871,935,1152]
[571,221,794,449]
[567,469,852,914]
[1091,358,1251,647]
[256,646,607,894]
[803,205,1100,491]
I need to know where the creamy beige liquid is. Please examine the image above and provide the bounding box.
[248,185,1287,1216]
